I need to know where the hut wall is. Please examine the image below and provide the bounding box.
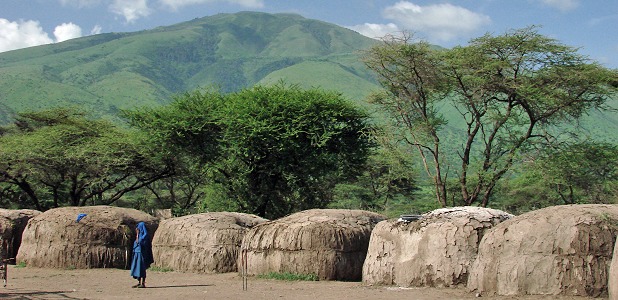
[362,207,512,287]
[467,204,618,297]
[240,209,386,281]
[152,212,267,273]
[16,206,157,269]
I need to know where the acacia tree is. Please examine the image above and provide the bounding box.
[331,146,418,214]
[364,27,618,207]
[126,84,375,219]
[537,142,618,204]
[0,108,173,210]
[494,141,618,214]
[143,160,209,215]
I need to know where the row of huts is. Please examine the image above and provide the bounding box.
[1,204,618,297]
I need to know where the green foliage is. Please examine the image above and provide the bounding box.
[126,84,376,219]
[195,183,241,213]
[257,272,319,281]
[491,170,563,215]
[364,27,618,208]
[536,141,618,204]
[0,108,173,210]
[329,146,419,217]
[15,261,26,268]
[493,141,618,214]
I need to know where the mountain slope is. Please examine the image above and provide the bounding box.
[0,12,379,124]
[1,11,616,145]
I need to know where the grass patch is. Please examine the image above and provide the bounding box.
[15,261,26,268]
[150,266,174,272]
[257,272,319,281]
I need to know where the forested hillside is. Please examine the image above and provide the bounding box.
[1,11,616,143]
[0,12,379,124]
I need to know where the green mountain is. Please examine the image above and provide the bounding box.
[1,11,616,144]
[0,11,380,124]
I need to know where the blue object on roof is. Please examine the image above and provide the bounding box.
[76,213,87,223]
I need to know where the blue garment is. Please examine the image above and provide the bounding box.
[76,213,87,223]
[130,222,154,279]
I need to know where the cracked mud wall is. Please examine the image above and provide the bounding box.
[362,206,512,287]
[468,204,618,297]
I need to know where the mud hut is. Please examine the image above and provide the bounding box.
[152,212,268,273]
[467,204,618,297]
[0,216,11,259]
[362,207,512,287]
[240,209,386,281]
[16,206,158,269]
[0,209,40,259]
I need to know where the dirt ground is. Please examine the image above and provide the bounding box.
[0,266,602,300]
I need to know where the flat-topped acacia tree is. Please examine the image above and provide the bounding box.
[363,26,618,207]
[0,108,174,210]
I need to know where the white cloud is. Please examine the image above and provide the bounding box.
[110,0,152,23]
[159,0,264,11]
[91,25,103,35]
[60,0,265,23]
[54,22,83,42]
[381,1,491,43]
[347,23,401,40]
[0,19,91,53]
[59,0,102,8]
[61,0,153,23]
[0,19,54,52]
[537,0,579,12]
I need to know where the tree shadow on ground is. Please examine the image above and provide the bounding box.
[0,290,80,299]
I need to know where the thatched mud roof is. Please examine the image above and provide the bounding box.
[0,209,40,259]
[152,212,267,273]
[240,209,386,281]
[467,204,618,297]
[362,206,512,287]
[16,206,158,269]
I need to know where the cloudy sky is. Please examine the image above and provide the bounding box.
[1,0,617,67]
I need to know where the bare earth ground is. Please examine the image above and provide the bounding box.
[0,266,601,300]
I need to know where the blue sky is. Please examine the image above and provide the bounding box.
[1,0,617,68]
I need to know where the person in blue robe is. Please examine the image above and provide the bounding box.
[130,222,154,288]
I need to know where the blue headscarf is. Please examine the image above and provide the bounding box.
[135,222,154,268]
[136,222,149,243]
